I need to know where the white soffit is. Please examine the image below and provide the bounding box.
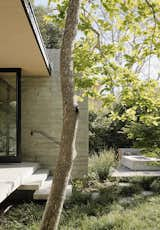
[0,0,51,77]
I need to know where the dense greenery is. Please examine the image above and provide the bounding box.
[89,110,133,153]
[89,102,160,153]
[32,1,160,153]
[33,5,62,48]
[46,0,160,153]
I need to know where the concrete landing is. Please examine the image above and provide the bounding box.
[18,169,49,190]
[110,166,160,177]
[0,162,39,203]
[34,176,72,200]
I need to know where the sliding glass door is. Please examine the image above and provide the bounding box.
[0,69,21,162]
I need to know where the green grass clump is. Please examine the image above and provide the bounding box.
[0,202,43,230]
[60,195,160,230]
[89,149,115,181]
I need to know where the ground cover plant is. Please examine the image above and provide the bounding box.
[1,150,160,230]
[1,187,160,230]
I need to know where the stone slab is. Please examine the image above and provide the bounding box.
[110,166,160,177]
[33,176,72,200]
[0,162,39,203]
[18,169,49,190]
[118,182,133,187]
[118,148,140,160]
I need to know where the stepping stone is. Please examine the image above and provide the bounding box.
[18,169,49,190]
[119,197,134,205]
[110,166,160,177]
[91,192,100,200]
[33,177,72,200]
[141,191,154,196]
[118,182,133,187]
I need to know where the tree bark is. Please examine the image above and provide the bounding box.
[40,1,80,230]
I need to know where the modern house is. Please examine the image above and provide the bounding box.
[0,0,88,203]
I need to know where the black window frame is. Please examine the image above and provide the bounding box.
[0,68,21,163]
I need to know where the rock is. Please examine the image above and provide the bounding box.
[141,191,154,196]
[91,192,100,200]
[119,197,133,205]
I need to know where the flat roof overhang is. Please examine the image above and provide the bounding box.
[0,0,51,77]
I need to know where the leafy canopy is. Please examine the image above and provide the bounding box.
[47,0,160,148]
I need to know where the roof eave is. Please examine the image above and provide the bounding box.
[21,0,52,76]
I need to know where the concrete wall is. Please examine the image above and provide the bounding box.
[21,49,88,178]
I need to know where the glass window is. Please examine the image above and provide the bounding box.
[0,69,21,162]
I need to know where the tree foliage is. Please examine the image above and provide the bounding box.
[89,110,132,153]
[33,5,62,48]
[47,0,160,149]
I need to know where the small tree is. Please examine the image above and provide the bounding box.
[40,0,80,229]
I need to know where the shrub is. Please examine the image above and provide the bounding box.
[118,183,142,196]
[67,191,92,206]
[89,149,115,182]
[89,110,133,154]
[124,122,160,149]
[136,177,156,190]
[97,185,119,204]
[141,147,160,158]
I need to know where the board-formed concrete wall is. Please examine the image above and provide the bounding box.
[21,49,88,178]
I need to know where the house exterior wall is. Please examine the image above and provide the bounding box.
[21,49,88,178]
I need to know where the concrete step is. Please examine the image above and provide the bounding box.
[0,182,13,203]
[33,176,72,200]
[18,169,50,190]
[0,162,39,203]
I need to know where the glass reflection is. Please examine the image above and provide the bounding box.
[0,75,16,156]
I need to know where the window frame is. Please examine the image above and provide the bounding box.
[0,68,21,163]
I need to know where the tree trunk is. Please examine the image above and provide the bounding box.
[40,1,80,230]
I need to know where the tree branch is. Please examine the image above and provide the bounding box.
[145,0,157,78]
